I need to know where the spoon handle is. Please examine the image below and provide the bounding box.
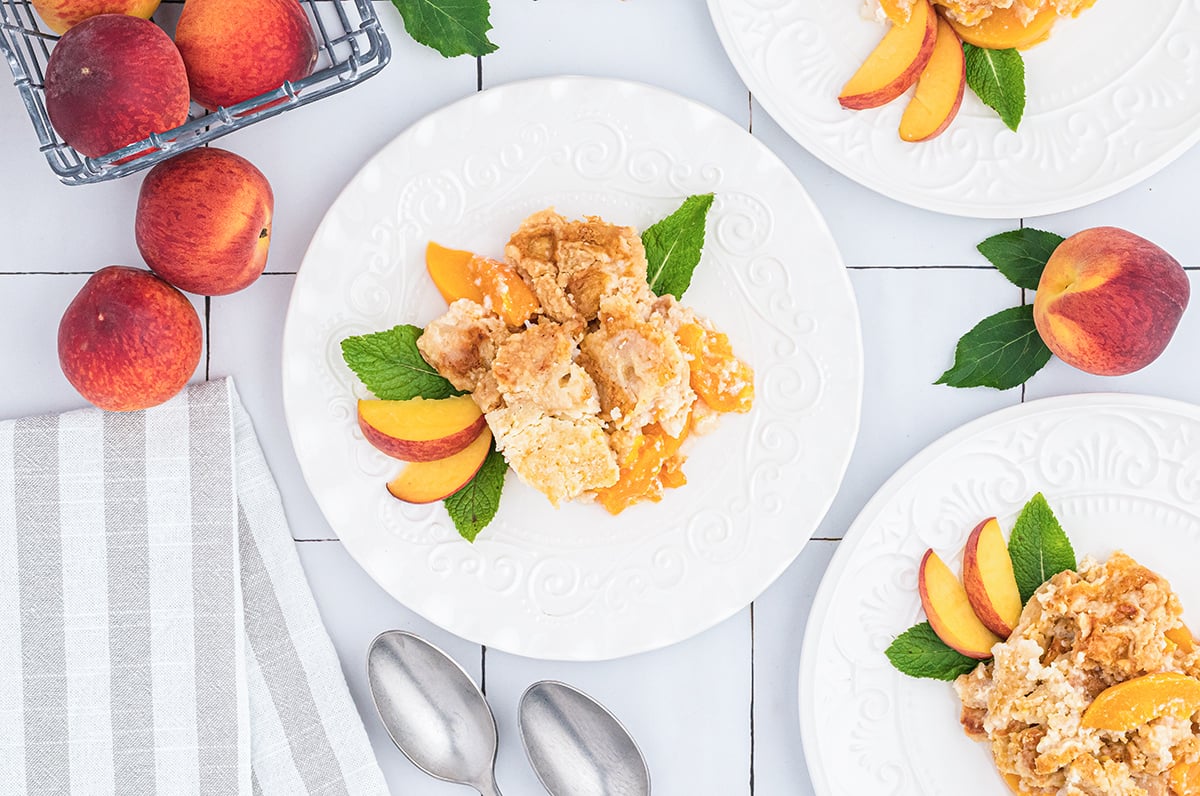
[477,775,503,796]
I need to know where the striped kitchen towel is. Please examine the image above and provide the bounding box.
[0,378,387,795]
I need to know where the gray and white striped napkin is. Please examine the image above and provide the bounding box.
[0,378,387,795]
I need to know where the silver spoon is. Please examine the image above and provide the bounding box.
[518,681,651,796]
[367,631,503,796]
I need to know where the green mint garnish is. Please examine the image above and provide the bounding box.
[643,193,715,300]
[885,622,981,681]
[1008,493,1076,603]
[964,44,1026,132]
[443,445,506,542]
[936,305,1052,390]
[341,324,460,400]
[978,228,1065,291]
[390,0,497,58]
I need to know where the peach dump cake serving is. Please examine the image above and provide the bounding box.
[340,197,755,541]
[888,495,1200,796]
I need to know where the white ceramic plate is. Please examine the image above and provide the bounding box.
[281,77,862,660]
[707,0,1200,217]
[798,393,1200,793]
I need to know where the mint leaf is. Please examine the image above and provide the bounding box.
[391,0,497,58]
[978,228,1065,290]
[643,193,715,300]
[936,305,1052,390]
[886,622,981,680]
[1008,493,1076,603]
[964,44,1025,132]
[341,325,460,400]
[443,445,506,542]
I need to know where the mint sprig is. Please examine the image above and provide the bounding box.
[444,445,506,542]
[936,305,1052,390]
[341,324,460,401]
[643,193,715,300]
[391,0,497,58]
[1008,492,1076,603]
[885,622,980,681]
[964,44,1026,132]
[978,228,1065,291]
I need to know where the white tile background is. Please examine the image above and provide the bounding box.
[2,1,1198,794]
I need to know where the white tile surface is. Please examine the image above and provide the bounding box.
[3,1,1200,794]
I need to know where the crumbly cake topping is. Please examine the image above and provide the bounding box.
[954,552,1200,795]
[416,209,754,509]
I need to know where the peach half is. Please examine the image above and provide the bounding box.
[918,548,1001,659]
[1033,227,1189,377]
[961,517,1022,638]
[386,428,493,504]
[899,17,965,142]
[839,0,937,110]
[358,396,486,462]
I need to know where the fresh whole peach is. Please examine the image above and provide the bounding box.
[44,15,189,158]
[135,148,274,296]
[174,0,318,111]
[30,0,160,35]
[58,267,202,412]
[1033,227,1189,377]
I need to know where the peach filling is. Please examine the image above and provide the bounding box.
[594,423,689,515]
[677,323,754,414]
[425,242,539,327]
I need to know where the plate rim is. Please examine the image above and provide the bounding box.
[796,390,1200,793]
[280,74,865,660]
[705,0,1200,219]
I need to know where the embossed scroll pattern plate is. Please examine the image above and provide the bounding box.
[707,0,1200,217]
[799,394,1200,794]
[281,77,863,660]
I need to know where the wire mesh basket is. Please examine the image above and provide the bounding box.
[0,0,390,185]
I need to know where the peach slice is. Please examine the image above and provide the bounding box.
[919,549,1002,659]
[1081,672,1200,732]
[1003,773,1033,796]
[358,396,486,462]
[1166,624,1196,654]
[947,4,1059,51]
[425,242,539,327]
[839,0,937,110]
[899,17,965,142]
[386,428,493,504]
[426,242,484,305]
[1170,761,1200,796]
[961,517,1022,638]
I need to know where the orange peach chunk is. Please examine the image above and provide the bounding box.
[1166,624,1196,654]
[1170,761,1200,796]
[677,323,754,414]
[947,4,1059,51]
[839,0,938,110]
[1081,672,1200,732]
[425,242,539,328]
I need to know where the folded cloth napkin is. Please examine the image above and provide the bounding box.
[0,378,387,795]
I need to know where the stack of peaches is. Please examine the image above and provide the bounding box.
[38,0,321,412]
[839,0,1058,141]
[36,0,318,158]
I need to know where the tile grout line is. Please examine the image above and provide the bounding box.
[203,296,211,381]
[749,602,756,795]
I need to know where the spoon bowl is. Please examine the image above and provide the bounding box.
[367,630,502,796]
[519,681,650,796]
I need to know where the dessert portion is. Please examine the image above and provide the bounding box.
[930,0,1095,27]
[955,552,1200,795]
[416,209,753,512]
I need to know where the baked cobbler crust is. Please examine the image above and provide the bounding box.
[954,552,1200,795]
